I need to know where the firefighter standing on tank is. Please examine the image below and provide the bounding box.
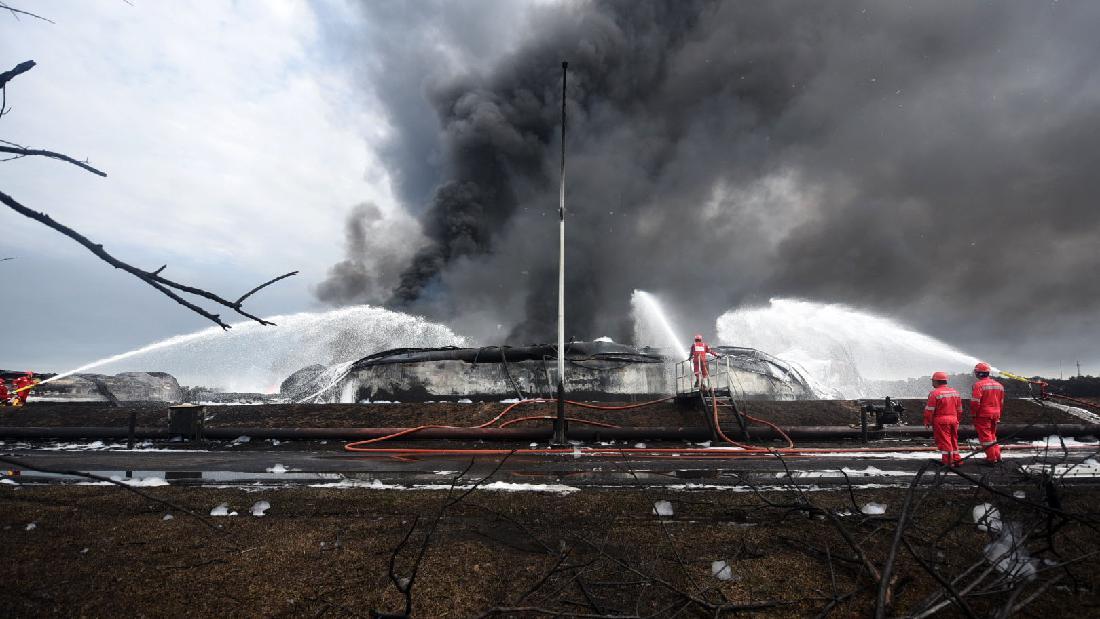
[689,334,721,390]
[970,362,1004,464]
[924,371,963,466]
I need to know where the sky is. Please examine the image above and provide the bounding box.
[2,0,1098,380]
[1,0,405,369]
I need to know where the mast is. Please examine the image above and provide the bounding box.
[553,61,569,446]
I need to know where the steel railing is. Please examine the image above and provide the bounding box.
[676,356,735,395]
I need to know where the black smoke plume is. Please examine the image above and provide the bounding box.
[320,0,1100,369]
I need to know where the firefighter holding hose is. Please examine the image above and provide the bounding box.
[924,371,963,466]
[970,362,1004,464]
[689,334,721,389]
[11,372,37,407]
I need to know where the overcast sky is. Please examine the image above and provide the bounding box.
[1,0,405,370]
[2,1,1097,379]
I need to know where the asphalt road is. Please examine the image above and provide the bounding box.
[5,441,1099,489]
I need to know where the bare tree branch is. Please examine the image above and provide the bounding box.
[235,270,298,305]
[0,3,54,24]
[0,60,36,90]
[0,188,298,328]
[0,142,107,176]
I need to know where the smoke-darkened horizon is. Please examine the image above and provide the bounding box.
[315,0,1100,370]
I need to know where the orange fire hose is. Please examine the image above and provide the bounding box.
[342,394,1092,460]
[498,416,621,429]
[343,396,674,451]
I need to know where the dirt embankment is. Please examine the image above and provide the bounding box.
[0,398,1089,430]
[3,482,1099,618]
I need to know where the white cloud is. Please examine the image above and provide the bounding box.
[0,0,403,276]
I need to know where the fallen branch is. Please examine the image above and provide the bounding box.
[875,463,930,618]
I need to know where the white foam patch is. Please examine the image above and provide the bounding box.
[210,502,237,516]
[11,442,209,453]
[307,479,579,494]
[711,560,736,581]
[861,502,887,515]
[652,500,674,517]
[664,482,909,493]
[778,466,911,478]
[109,475,169,487]
[1020,460,1100,478]
[973,503,1002,533]
[1028,435,1099,448]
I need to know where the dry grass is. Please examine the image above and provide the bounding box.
[3,477,1099,618]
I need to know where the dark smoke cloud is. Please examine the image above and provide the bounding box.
[314,203,422,306]
[320,0,1100,371]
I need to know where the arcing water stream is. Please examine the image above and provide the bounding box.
[717,298,980,397]
[38,306,466,393]
[37,295,980,400]
[630,290,685,357]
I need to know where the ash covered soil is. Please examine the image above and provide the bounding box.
[0,398,1086,429]
[3,482,1099,618]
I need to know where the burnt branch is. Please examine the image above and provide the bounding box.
[0,188,297,328]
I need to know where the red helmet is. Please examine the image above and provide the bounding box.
[694,334,703,341]
[974,362,991,373]
[931,371,949,381]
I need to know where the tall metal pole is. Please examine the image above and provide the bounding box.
[552,61,569,446]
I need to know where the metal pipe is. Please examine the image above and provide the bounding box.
[0,427,169,439]
[0,424,1093,442]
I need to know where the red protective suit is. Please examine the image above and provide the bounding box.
[12,375,32,406]
[971,377,1005,463]
[0,380,9,405]
[689,339,719,382]
[924,384,963,465]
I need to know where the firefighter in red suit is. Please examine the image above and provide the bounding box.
[11,372,36,407]
[924,371,963,466]
[970,362,1004,464]
[0,378,9,406]
[689,334,721,389]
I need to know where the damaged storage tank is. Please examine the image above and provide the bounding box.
[292,341,815,403]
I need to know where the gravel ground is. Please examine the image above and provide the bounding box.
[3,479,1099,618]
